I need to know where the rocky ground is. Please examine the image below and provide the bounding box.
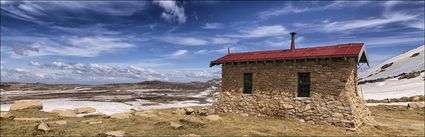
[0,103,424,136]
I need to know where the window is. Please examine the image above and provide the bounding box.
[243,73,253,94]
[297,72,310,97]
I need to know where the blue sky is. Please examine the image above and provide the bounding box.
[0,1,424,84]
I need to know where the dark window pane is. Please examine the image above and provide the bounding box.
[243,73,252,94]
[298,72,310,97]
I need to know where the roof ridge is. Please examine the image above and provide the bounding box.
[228,43,364,55]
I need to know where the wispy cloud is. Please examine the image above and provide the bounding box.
[225,25,288,38]
[1,1,146,24]
[159,36,238,46]
[154,0,186,24]
[201,22,224,29]
[6,36,135,57]
[293,12,420,33]
[258,1,369,19]
[291,1,423,33]
[161,36,208,46]
[320,12,419,32]
[166,49,188,58]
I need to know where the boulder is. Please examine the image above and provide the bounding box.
[37,122,50,132]
[172,108,186,115]
[239,113,249,117]
[205,115,222,121]
[48,120,67,126]
[412,96,421,101]
[74,107,96,114]
[14,117,49,121]
[184,108,194,115]
[0,111,14,119]
[170,122,183,129]
[104,130,125,137]
[134,112,156,118]
[110,112,132,119]
[10,101,43,111]
[82,112,109,118]
[51,109,77,117]
[408,102,424,109]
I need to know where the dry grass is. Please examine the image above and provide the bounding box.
[1,106,424,136]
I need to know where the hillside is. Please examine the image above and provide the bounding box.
[358,45,425,100]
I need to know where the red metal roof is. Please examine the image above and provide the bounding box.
[211,43,367,66]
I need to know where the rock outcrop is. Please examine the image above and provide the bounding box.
[0,111,14,119]
[110,112,132,119]
[74,107,96,114]
[170,122,183,129]
[408,102,425,109]
[37,122,50,132]
[51,109,77,117]
[10,101,43,111]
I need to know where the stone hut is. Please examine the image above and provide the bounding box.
[209,32,373,128]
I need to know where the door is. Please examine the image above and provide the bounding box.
[243,73,253,94]
[298,72,310,97]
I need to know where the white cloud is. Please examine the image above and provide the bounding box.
[154,0,186,24]
[210,37,238,45]
[201,23,224,29]
[29,60,42,68]
[407,20,425,30]
[159,36,238,46]
[258,4,309,19]
[1,1,146,24]
[7,36,135,57]
[291,1,423,33]
[161,36,208,46]
[294,11,420,33]
[14,68,31,73]
[258,1,369,19]
[226,25,288,38]
[166,49,188,58]
[167,69,221,80]
[15,61,222,83]
[33,72,48,78]
[321,13,419,32]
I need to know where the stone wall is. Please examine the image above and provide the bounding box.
[211,58,373,128]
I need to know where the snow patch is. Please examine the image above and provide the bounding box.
[0,98,135,115]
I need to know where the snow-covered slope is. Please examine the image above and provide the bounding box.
[360,45,424,80]
[358,45,425,100]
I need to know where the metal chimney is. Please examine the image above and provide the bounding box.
[290,32,296,51]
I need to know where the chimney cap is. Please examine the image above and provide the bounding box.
[290,32,296,35]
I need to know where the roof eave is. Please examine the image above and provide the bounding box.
[357,45,369,67]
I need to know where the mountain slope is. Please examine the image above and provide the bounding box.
[360,45,424,80]
[358,45,425,100]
